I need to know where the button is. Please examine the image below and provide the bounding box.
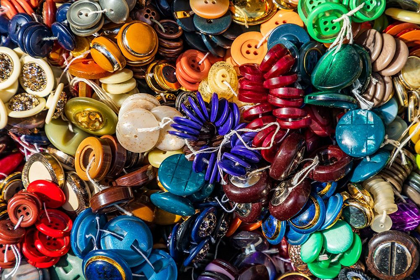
[351,149,390,183]
[50,250,84,280]
[339,233,362,267]
[190,0,229,19]
[191,207,217,242]
[230,0,277,26]
[22,153,65,188]
[8,13,33,44]
[51,22,76,52]
[261,10,304,37]
[336,109,385,157]
[82,250,132,280]
[150,191,195,216]
[268,23,310,49]
[151,106,185,151]
[208,61,239,100]
[35,209,72,238]
[0,220,25,243]
[132,249,178,279]
[231,32,268,66]
[350,0,385,22]
[373,33,396,72]
[0,47,21,91]
[355,29,383,62]
[385,8,420,24]
[378,39,409,76]
[289,193,326,234]
[67,0,103,30]
[69,59,111,79]
[99,0,129,23]
[193,12,232,35]
[56,3,71,23]
[90,186,133,213]
[91,36,126,73]
[27,180,66,208]
[223,171,268,203]
[62,172,90,215]
[261,215,286,245]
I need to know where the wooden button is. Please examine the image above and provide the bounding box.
[112,165,155,187]
[100,135,127,178]
[373,33,396,72]
[231,32,268,65]
[355,29,383,62]
[75,137,113,181]
[190,0,229,19]
[379,39,409,77]
[366,230,419,280]
[90,186,133,213]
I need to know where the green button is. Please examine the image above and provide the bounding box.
[306,3,350,43]
[304,92,359,109]
[322,220,354,254]
[298,0,341,25]
[350,0,386,22]
[301,232,323,263]
[353,44,372,92]
[312,44,362,90]
[339,233,362,266]
[45,118,90,156]
[372,13,388,32]
[64,97,118,136]
[308,260,341,279]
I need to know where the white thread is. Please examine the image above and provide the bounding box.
[43,37,58,41]
[3,245,8,263]
[291,157,319,186]
[32,13,39,22]
[248,165,271,177]
[134,117,174,133]
[159,92,167,103]
[184,140,218,160]
[235,6,249,28]
[4,245,21,278]
[132,274,146,278]
[328,3,365,54]
[352,79,374,110]
[86,157,105,192]
[380,210,387,224]
[257,30,272,49]
[99,229,155,270]
[14,216,24,230]
[87,9,107,15]
[0,172,7,178]
[223,81,238,97]
[44,203,51,223]
[198,52,210,65]
[214,196,237,213]
[275,256,292,263]
[86,234,98,250]
[151,19,165,33]
[214,237,223,259]
[115,205,133,216]
[58,50,91,84]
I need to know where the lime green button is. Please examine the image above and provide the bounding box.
[308,260,341,279]
[339,233,362,267]
[306,3,350,43]
[322,220,354,254]
[350,0,386,23]
[301,232,323,263]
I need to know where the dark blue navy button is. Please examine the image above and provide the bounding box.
[193,13,232,35]
[176,215,197,252]
[83,250,132,280]
[218,158,247,177]
[168,223,180,260]
[289,193,326,234]
[191,207,217,242]
[350,149,390,183]
[202,34,226,58]
[336,109,385,158]
[262,215,286,245]
[0,35,15,48]
[8,14,33,43]
[52,22,76,51]
[24,25,54,58]
[100,216,153,267]
[0,15,9,34]
[267,24,310,49]
[222,22,259,40]
[183,238,211,267]
[150,191,195,216]
[184,31,208,52]
[321,193,344,230]
[313,181,337,199]
[173,0,195,32]
[16,22,40,52]
[210,34,232,49]
[56,3,71,23]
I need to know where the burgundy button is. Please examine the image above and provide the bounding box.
[238,90,269,103]
[246,116,277,129]
[261,129,288,163]
[260,44,288,73]
[0,220,25,244]
[263,74,298,89]
[268,95,303,107]
[269,87,304,99]
[263,55,295,79]
[243,103,273,121]
[276,116,311,130]
[223,171,270,203]
[274,108,307,119]
[239,78,267,92]
[235,202,263,223]
[239,64,265,83]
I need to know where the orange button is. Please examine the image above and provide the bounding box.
[179,49,211,81]
[385,22,420,36]
[231,31,268,66]
[190,0,229,19]
[69,59,111,79]
[91,36,126,72]
[399,30,420,47]
[260,10,304,36]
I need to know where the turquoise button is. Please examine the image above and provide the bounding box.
[131,249,178,280]
[321,193,343,230]
[158,154,206,196]
[385,116,407,145]
[373,97,398,125]
[322,220,353,254]
[150,192,195,216]
[336,109,385,157]
[350,149,390,183]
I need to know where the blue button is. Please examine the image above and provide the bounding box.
[83,250,132,280]
[350,149,390,183]
[158,154,206,196]
[193,13,232,35]
[385,116,407,146]
[191,207,217,243]
[210,34,232,49]
[52,22,76,51]
[262,215,286,245]
[286,226,310,245]
[298,41,326,85]
[201,34,226,58]
[289,193,326,234]
[267,24,310,49]
[24,25,54,58]
[187,183,215,202]
[373,97,398,125]
[184,31,208,52]
[168,223,180,260]
[16,22,40,52]
[132,250,178,280]
[8,14,33,43]
[321,193,344,230]
[56,3,71,23]
[336,109,385,157]
[313,181,337,199]
[0,15,9,34]
[183,238,210,267]
[100,216,153,267]
[150,192,195,216]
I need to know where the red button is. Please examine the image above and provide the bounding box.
[23,228,51,263]
[7,195,39,228]
[261,129,288,163]
[34,231,70,258]
[27,180,66,209]
[243,103,273,121]
[246,116,276,129]
[35,209,72,238]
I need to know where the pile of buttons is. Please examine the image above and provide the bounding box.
[2,0,420,279]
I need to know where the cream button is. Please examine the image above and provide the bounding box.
[99,69,134,84]
[151,105,185,151]
[102,78,137,94]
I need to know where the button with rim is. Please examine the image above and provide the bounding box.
[27,180,66,208]
[193,12,232,35]
[35,209,72,238]
[99,0,129,24]
[231,32,268,66]
[67,0,103,30]
[261,10,304,37]
[190,0,229,19]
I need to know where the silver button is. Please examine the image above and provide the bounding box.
[69,16,104,37]
[99,0,129,24]
[67,0,103,30]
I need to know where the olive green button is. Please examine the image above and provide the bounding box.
[45,118,91,156]
[311,44,362,91]
[301,232,323,263]
[64,97,118,136]
[322,220,354,254]
[339,233,362,267]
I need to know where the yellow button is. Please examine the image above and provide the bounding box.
[208,61,239,100]
[148,149,184,168]
[71,36,90,58]
[230,0,276,25]
[231,32,267,66]
[385,8,420,25]
[260,10,304,37]
[198,77,213,103]
[401,56,420,90]
[190,0,229,19]
[153,208,182,225]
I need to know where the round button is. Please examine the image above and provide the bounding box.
[7,195,39,228]
[208,61,239,100]
[67,0,103,30]
[27,180,66,208]
[190,0,229,19]
[35,209,72,238]
[261,10,304,36]
[231,32,268,65]
[34,231,70,258]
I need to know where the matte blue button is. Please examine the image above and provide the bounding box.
[71,208,107,259]
[52,22,76,51]
[350,149,390,183]
[132,250,178,280]
[0,15,9,34]
[173,0,195,32]
[262,215,286,245]
[150,191,195,216]
[193,13,232,35]
[24,25,54,58]
[321,193,344,230]
[8,13,33,43]
[373,97,398,125]
[183,238,210,267]
[184,31,208,52]
[191,207,217,242]
[336,109,385,157]
[202,34,226,58]
[83,250,132,280]
[188,96,208,122]
[267,24,310,49]
[100,216,153,267]
[158,154,206,196]
[286,226,310,245]
[56,3,71,23]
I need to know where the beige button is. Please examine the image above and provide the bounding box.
[151,105,185,151]
[102,78,137,94]
[120,98,157,115]
[99,69,134,84]
[378,39,409,77]
[355,29,383,62]
[381,76,394,105]
[372,74,385,107]
[148,149,184,168]
[373,33,396,72]
[0,80,18,103]
[371,214,392,233]
[0,47,21,90]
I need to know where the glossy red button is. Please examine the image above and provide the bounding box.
[27,180,66,209]
[260,44,288,73]
[35,209,72,238]
[263,55,295,79]
[253,126,276,147]
[263,74,298,89]
[239,78,267,92]
[268,95,303,107]
[276,116,311,129]
[34,231,70,258]
[243,103,273,121]
[239,64,265,83]
[23,228,52,263]
[7,195,39,228]
[246,116,277,129]
[269,87,304,99]
[261,129,288,163]
[273,107,307,119]
[238,90,268,103]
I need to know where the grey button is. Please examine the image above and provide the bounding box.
[99,0,129,24]
[69,16,104,37]
[67,0,103,30]
[125,0,137,11]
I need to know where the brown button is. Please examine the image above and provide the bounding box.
[132,5,160,25]
[154,19,183,40]
[378,39,409,77]
[0,220,25,243]
[112,165,155,187]
[223,171,270,203]
[355,29,383,62]
[373,33,397,72]
[100,135,127,178]
[7,195,39,228]
[366,230,419,280]
[90,186,134,213]
[235,202,262,223]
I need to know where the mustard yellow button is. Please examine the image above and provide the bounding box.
[153,208,182,225]
[71,36,90,58]
[148,149,184,168]
[190,0,229,19]
[208,61,239,100]
[409,123,420,144]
